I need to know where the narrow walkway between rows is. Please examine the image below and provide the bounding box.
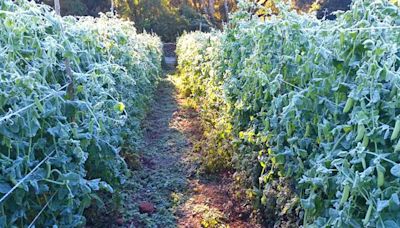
[109,45,259,228]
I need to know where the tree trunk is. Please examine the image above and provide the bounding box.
[199,0,208,15]
[110,0,114,13]
[127,0,135,12]
[224,0,229,22]
[54,0,60,15]
[126,0,138,21]
[208,0,215,22]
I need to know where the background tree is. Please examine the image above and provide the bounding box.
[37,0,109,16]
[208,0,215,22]
[223,0,229,22]
[38,0,352,41]
[256,0,351,19]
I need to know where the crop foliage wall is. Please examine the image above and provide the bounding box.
[176,0,400,226]
[0,0,162,226]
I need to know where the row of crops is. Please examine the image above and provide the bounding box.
[0,0,162,226]
[176,0,400,227]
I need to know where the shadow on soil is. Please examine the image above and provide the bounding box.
[119,76,192,227]
[87,48,260,228]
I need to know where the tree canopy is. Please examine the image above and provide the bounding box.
[37,0,353,42]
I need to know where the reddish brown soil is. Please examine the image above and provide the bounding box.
[177,175,260,228]
[87,53,260,228]
[172,92,259,228]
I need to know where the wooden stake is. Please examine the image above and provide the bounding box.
[54,0,60,15]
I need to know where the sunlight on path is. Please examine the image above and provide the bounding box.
[119,75,190,227]
[114,46,258,228]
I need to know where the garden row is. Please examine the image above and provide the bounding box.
[176,0,400,227]
[0,0,162,226]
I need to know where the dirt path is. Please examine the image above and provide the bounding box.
[113,50,260,228]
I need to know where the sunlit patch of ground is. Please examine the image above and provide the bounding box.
[176,176,260,228]
[90,55,260,227]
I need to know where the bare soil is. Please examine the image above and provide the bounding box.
[88,50,259,228]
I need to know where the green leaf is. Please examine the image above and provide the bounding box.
[60,173,81,182]
[383,220,399,228]
[390,164,400,177]
[391,193,400,206]
[377,199,390,212]
[0,182,12,194]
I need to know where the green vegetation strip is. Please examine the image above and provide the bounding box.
[175,0,400,226]
[0,0,162,226]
